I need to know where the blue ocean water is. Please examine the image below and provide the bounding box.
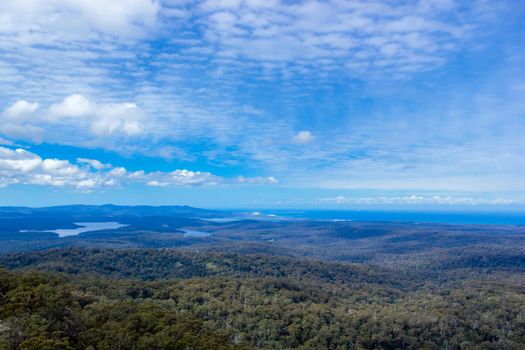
[258,210,525,225]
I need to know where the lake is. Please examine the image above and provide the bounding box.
[180,229,211,237]
[34,222,128,238]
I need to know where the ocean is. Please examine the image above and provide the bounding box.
[257,210,525,225]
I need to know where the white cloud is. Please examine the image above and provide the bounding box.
[2,100,39,119]
[292,131,315,144]
[191,0,486,77]
[48,94,144,136]
[48,94,92,119]
[318,195,517,206]
[0,146,278,190]
[144,170,220,187]
[0,100,44,141]
[0,124,44,143]
[235,175,278,184]
[0,147,103,189]
[109,167,128,177]
[92,104,144,136]
[77,158,112,170]
[0,147,41,172]
[1,94,145,140]
[0,0,160,42]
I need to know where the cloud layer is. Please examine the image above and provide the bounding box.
[194,0,483,77]
[0,0,159,42]
[0,0,523,203]
[317,195,516,206]
[0,147,277,190]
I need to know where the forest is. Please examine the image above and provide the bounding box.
[1,248,524,349]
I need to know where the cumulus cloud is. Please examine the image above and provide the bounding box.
[292,131,315,144]
[0,100,44,141]
[48,94,92,119]
[0,94,145,141]
[2,100,39,119]
[0,147,109,189]
[0,146,278,190]
[48,94,144,136]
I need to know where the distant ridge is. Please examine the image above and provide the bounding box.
[0,204,225,214]
[0,204,225,217]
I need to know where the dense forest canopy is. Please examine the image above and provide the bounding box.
[1,248,524,349]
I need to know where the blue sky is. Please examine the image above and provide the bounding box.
[0,0,524,209]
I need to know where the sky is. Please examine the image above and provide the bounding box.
[0,0,524,209]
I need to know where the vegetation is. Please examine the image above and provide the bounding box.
[1,249,525,349]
